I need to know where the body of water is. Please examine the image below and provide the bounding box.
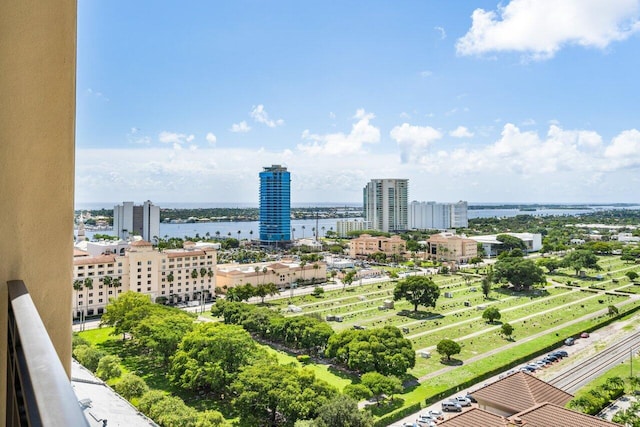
[82,205,639,241]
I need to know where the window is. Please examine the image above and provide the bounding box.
[137,261,142,266]
[147,260,152,265]
[88,300,93,304]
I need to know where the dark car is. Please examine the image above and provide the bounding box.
[465,393,477,403]
[554,350,569,357]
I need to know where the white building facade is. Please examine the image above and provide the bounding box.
[113,200,160,242]
[363,179,408,233]
[409,200,468,229]
[336,220,373,237]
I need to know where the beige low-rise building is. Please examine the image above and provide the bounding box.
[427,232,478,264]
[216,260,327,289]
[348,234,406,258]
[72,240,217,318]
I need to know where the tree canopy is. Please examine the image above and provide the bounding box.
[169,322,263,396]
[482,307,501,323]
[436,339,461,361]
[325,326,415,376]
[496,234,527,252]
[100,291,154,339]
[232,361,337,427]
[493,256,546,291]
[393,275,440,312]
[311,395,374,427]
[562,250,601,276]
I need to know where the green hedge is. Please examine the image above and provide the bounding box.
[373,402,421,427]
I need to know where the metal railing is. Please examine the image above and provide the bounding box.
[7,280,89,426]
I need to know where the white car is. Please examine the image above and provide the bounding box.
[454,396,472,407]
[428,409,444,420]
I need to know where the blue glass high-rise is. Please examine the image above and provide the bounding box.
[259,165,291,244]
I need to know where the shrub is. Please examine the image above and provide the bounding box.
[297,355,311,364]
[115,373,149,400]
[96,355,122,381]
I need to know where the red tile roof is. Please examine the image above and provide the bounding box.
[440,407,510,427]
[512,402,622,427]
[471,371,573,415]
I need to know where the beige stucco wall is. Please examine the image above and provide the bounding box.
[0,0,77,418]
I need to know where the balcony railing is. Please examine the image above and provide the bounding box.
[7,280,89,426]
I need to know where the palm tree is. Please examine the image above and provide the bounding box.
[313,263,320,283]
[102,275,112,289]
[227,232,232,238]
[302,225,306,238]
[291,227,296,241]
[237,230,241,240]
[262,266,268,285]
[321,226,325,238]
[73,279,83,319]
[300,260,307,283]
[207,268,214,292]
[249,230,253,240]
[83,277,93,290]
[215,231,220,239]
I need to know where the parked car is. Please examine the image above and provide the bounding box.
[442,401,463,412]
[464,393,477,403]
[416,415,437,426]
[554,350,569,357]
[544,355,559,363]
[428,409,444,420]
[565,337,575,346]
[581,332,590,338]
[454,396,472,407]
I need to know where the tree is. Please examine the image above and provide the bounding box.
[343,383,373,401]
[83,276,94,290]
[482,307,501,324]
[342,271,356,290]
[325,326,415,376]
[96,355,122,380]
[101,291,153,339]
[536,257,562,274]
[312,286,325,298]
[73,345,104,372]
[311,395,374,427]
[436,339,461,361]
[232,361,337,426]
[254,282,279,304]
[608,305,619,316]
[393,275,440,312]
[496,234,526,252]
[360,372,402,405]
[170,323,260,396]
[501,323,514,340]
[133,309,195,365]
[115,373,149,400]
[493,257,546,291]
[481,268,493,299]
[626,271,639,282]
[563,250,601,276]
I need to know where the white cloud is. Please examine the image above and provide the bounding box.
[456,0,640,59]
[329,112,336,119]
[158,131,195,145]
[206,132,217,144]
[297,109,380,155]
[390,123,443,163]
[604,129,640,168]
[230,121,251,133]
[249,104,284,128]
[521,118,536,126]
[434,26,447,39]
[420,70,433,78]
[450,126,474,138]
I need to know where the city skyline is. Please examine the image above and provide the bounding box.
[76,1,640,204]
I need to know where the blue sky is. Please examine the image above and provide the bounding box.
[76,0,640,205]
